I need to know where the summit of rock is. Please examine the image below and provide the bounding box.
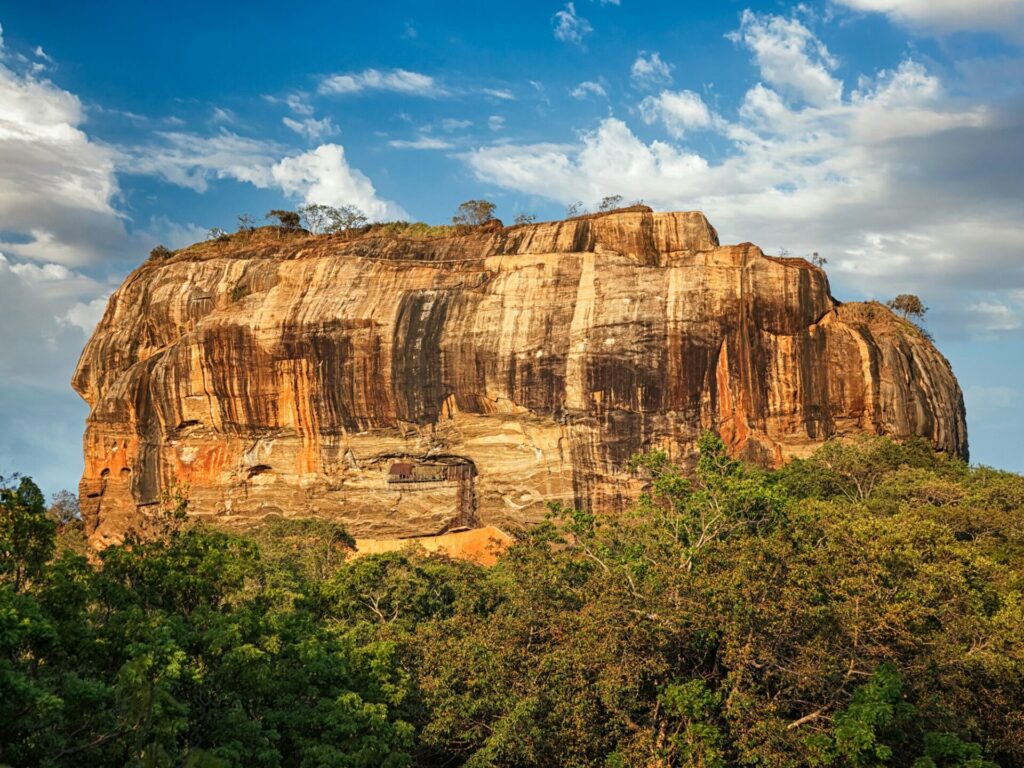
[74,209,967,548]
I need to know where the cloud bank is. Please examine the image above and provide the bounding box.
[466,10,1024,336]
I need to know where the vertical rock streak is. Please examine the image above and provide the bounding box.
[72,211,967,547]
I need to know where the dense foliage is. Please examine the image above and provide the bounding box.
[2,435,1023,766]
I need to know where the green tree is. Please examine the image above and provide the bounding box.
[452,199,496,226]
[266,209,301,230]
[298,203,334,234]
[328,204,369,232]
[1,477,55,591]
[888,293,928,321]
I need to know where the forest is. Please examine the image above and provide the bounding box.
[2,435,1022,767]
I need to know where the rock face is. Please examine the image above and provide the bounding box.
[74,209,967,548]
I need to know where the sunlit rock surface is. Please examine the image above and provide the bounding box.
[74,209,967,548]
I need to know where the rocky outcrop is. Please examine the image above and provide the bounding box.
[73,209,967,548]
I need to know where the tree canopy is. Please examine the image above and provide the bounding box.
[451,199,496,227]
[888,293,928,320]
[3,436,1023,766]
[266,209,301,230]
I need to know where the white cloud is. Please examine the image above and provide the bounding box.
[122,129,408,223]
[488,115,505,131]
[967,299,1023,332]
[60,295,110,334]
[0,44,126,266]
[639,90,714,138]
[270,143,408,221]
[318,68,447,97]
[262,92,314,116]
[0,252,106,374]
[441,118,473,131]
[388,136,453,149]
[571,80,607,99]
[630,51,673,87]
[728,10,842,106]
[553,3,592,45]
[464,13,1023,340]
[210,106,235,124]
[121,130,281,192]
[482,88,515,100]
[835,0,1024,38]
[147,216,209,250]
[0,251,110,494]
[283,115,339,141]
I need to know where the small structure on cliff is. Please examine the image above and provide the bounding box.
[72,209,967,549]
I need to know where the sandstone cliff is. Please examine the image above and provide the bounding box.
[73,209,967,547]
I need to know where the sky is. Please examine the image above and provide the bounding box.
[1,0,1022,498]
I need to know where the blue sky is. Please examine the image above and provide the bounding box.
[1,0,1022,497]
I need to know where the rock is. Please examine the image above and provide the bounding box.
[352,525,514,566]
[73,210,967,549]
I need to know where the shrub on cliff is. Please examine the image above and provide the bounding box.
[147,244,172,261]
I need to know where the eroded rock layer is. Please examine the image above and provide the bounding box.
[74,210,967,547]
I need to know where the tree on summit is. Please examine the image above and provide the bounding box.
[452,199,496,227]
[298,204,334,235]
[329,204,369,232]
[266,209,301,230]
[299,204,369,234]
[887,293,927,322]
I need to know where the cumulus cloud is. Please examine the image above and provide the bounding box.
[270,144,408,221]
[0,40,126,266]
[60,295,110,334]
[835,0,1024,38]
[120,130,282,192]
[121,129,406,222]
[967,299,1024,332]
[630,51,673,87]
[553,3,592,45]
[728,10,842,106]
[639,90,714,137]
[318,68,447,97]
[0,252,109,492]
[464,12,1024,339]
[571,80,607,99]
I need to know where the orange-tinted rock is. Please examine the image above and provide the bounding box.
[73,210,967,548]
[352,526,514,566]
